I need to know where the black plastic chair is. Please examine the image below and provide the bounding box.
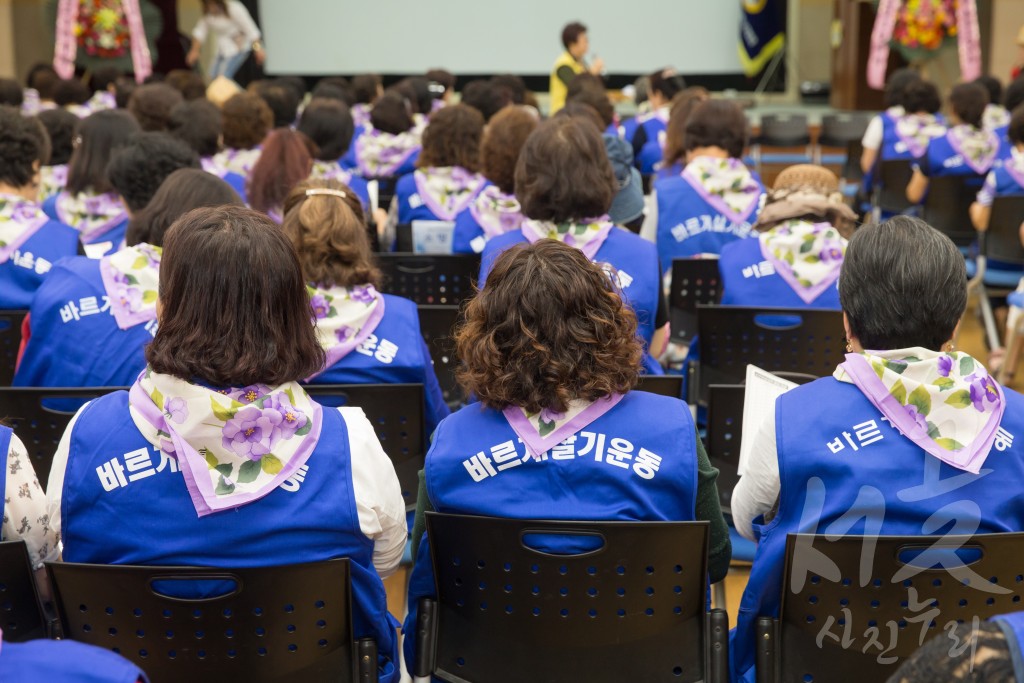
[756,532,1024,683]
[695,306,844,405]
[670,259,723,345]
[872,160,915,217]
[706,384,745,514]
[842,139,865,184]
[0,310,27,387]
[984,196,1024,265]
[817,112,872,149]
[753,114,812,172]
[636,374,684,398]
[414,513,728,683]
[922,175,980,248]
[47,558,378,683]
[376,253,479,305]
[0,541,46,642]
[416,305,463,409]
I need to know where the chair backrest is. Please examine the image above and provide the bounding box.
[985,195,1024,266]
[376,253,479,306]
[669,259,723,344]
[416,305,463,408]
[758,114,811,147]
[875,160,915,214]
[819,113,872,148]
[423,513,713,683]
[695,306,844,404]
[0,541,45,642]
[922,175,980,247]
[303,383,424,509]
[706,384,745,513]
[635,375,684,399]
[48,559,361,683]
[843,139,865,183]
[771,531,1024,682]
[0,310,26,387]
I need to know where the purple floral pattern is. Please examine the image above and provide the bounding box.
[759,220,847,305]
[305,283,386,379]
[681,156,764,224]
[54,190,128,243]
[99,243,161,330]
[0,194,50,264]
[413,166,486,221]
[355,128,421,178]
[894,113,947,158]
[469,185,524,242]
[521,218,614,262]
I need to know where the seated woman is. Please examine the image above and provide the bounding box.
[860,68,923,176]
[0,108,79,308]
[971,103,1024,230]
[631,68,686,176]
[977,74,1011,134]
[282,178,450,436]
[169,98,247,201]
[480,116,669,374]
[211,92,273,178]
[719,165,856,309]
[16,169,241,388]
[452,106,538,254]
[341,73,384,169]
[907,82,999,205]
[46,206,406,683]
[35,107,77,200]
[298,99,371,207]
[354,92,422,181]
[42,109,140,255]
[0,636,147,682]
[402,240,731,673]
[658,86,710,182]
[729,216,1024,683]
[655,99,765,268]
[247,128,314,223]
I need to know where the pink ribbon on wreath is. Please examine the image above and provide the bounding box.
[53,0,152,83]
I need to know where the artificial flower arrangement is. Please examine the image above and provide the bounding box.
[891,0,958,59]
[74,0,130,58]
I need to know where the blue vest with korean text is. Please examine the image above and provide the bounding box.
[0,638,147,683]
[61,393,400,683]
[14,256,154,388]
[655,173,763,266]
[637,115,668,176]
[730,378,1024,683]
[923,133,992,186]
[719,238,841,310]
[403,390,700,672]
[309,293,450,437]
[0,220,79,309]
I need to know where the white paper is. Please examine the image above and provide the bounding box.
[738,365,799,477]
[412,220,455,254]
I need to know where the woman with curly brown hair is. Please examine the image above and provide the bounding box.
[282,178,450,435]
[212,92,273,177]
[401,240,731,673]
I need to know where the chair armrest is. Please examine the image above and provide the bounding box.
[413,597,438,677]
[756,616,779,683]
[357,637,378,683]
[708,608,730,683]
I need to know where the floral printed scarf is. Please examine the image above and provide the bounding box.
[836,348,1004,474]
[351,103,372,129]
[503,394,624,460]
[38,164,67,201]
[98,243,161,330]
[0,194,50,265]
[894,113,947,158]
[355,128,421,178]
[310,160,355,186]
[469,185,524,242]
[983,104,1011,133]
[520,217,614,261]
[55,190,127,243]
[1005,147,1024,190]
[946,124,1000,174]
[681,156,763,225]
[212,147,262,177]
[759,220,847,305]
[129,369,323,517]
[413,166,486,221]
[306,283,385,378]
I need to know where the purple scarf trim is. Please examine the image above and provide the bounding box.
[521,219,613,261]
[758,224,844,305]
[307,290,387,380]
[946,126,1000,174]
[355,130,420,178]
[680,160,761,225]
[55,191,128,243]
[503,393,624,459]
[412,167,484,221]
[469,187,523,239]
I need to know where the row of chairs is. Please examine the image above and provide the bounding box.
[750,111,872,175]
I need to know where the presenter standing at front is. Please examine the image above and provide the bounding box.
[187,0,265,81]
[549,21,605,115]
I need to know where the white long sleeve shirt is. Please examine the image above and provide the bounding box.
[192,1,262,59]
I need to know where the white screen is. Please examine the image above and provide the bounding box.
[259,1,744,75]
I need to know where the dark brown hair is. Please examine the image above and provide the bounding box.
[566,88,614,128]
[165,69,207,101]
[1009,104,1024,145]
[200,0,228,14]
[147,205,325,386]
[663,87,710,167]
[297,99,354,161]
[128,83,184,132]
[684,99,749,159]
[352,74,382,104]
[417,104,484,171]
[221,92,273,150]
[66,109,141,195]
[561,22,587,50]
[949,82,989,129]
[515,116,615,223]
[456,240,641,413]
[247,129,315,214]
[126,168,242,247]
[370,92,414,135]
[282,178,381,289]
[481,106,539,194]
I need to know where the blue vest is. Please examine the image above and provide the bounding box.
[986,159,1024,200]
[636,115,668,176]
[923,132,993,185]
[719,238,841,309]
[655,171,763,267]
[656,161,684,184]
[340,125,365,171]
[731,378,1024,682]
[0,220,80,309]
[479,228,665,375]
[14,255,154,388]
[222,170,248,203]
[0,638,148,683]
[309,294,450,436]
[451,204,486,255]
[0,427,9,529]
[403,390,700,673]
[395,173,475,226]
[61,392,400,683]
[42,195,127,255]
[619,116,641,144]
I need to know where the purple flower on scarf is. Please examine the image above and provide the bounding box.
[233,384,271,404]
[818,247,844,264]
[221,406,274,460]
[968,374,1000,413]
[903,404,929,432]
[336,325,354,343]
[159,437,176,456]
[539,407,565,424]
[11,203,38,222]
[350,285,376,305]
[114,285,143,313]
[262,393,308,440]
[164,397,188,424]
[310,293,331,319]
[938,355,954,378]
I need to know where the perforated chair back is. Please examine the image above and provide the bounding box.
[303,384,424,509]
[706,384,745,513]
[874,160,915,215]
[417,305,463,408]
[635,375,684,398]
[0,541,45,642]
[670,259,723,344]
[922,175,980,247]
[47,559,373,683]
[421,513,723,683]
[818,113,871,148]
[757,114,811,147]
[985,196,1024,265]
[762,532,1024,683]
[376,254,479,305]
[0,310,27,387]
[695,306,844,404]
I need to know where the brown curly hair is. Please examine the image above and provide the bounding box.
[417,104,484,171]
[281,178,382,289]
[481,106,539,194]
[222,92,273,150]
[456,240,642,414]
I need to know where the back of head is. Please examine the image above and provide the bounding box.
[126,168,242,247]
[107,132,201,211]
[247,129,315,213]
[566,73,605,100]
[29,64,59,101]
[165,69,207,101]
[561,21,587,50]
[66,109,141,195]
[684,99,749,159]
[276,76,308,101]
[370,92,413,135]
[54,78,90,107]
[0,78,23,107]
[89,66,121,94]
[310,80,354,107]
[282,178,379,288]
[352,73,382,104]
[128,83,185,132]
[456,239,641,414]
[663,86,711,166]
[37,108,79,165]
[884,67,921,109]
[426,69,455,97]
[419,103,484,171]
[1005,75,1024,111]
[400,76,434,115]
[515,116,615,223]
[114,75,137,109]
[839,216,966,350]
[1009,104,1024,146]
[649,68,686,102]
[0,106,47,189]
[950,82,989,128]
[557,101,605,132]
[903,79,942,115]
[146,205,325,387]
[482,106,540,194]
[461,79,509,122]
[253,81,300,128]
[566,88,614,128]
[974,75,1003,109]
[169,99,223,158]
[222,92,273,149]
[297,99,354,161]
[491,74,527,106]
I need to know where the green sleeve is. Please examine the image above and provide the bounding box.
[410,469,432,565]
[556,65,577,87]
[695,427,733,583]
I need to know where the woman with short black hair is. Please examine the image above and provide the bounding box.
[299,99,371,207]
[353,92,422,180]
[35,107,78,200]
